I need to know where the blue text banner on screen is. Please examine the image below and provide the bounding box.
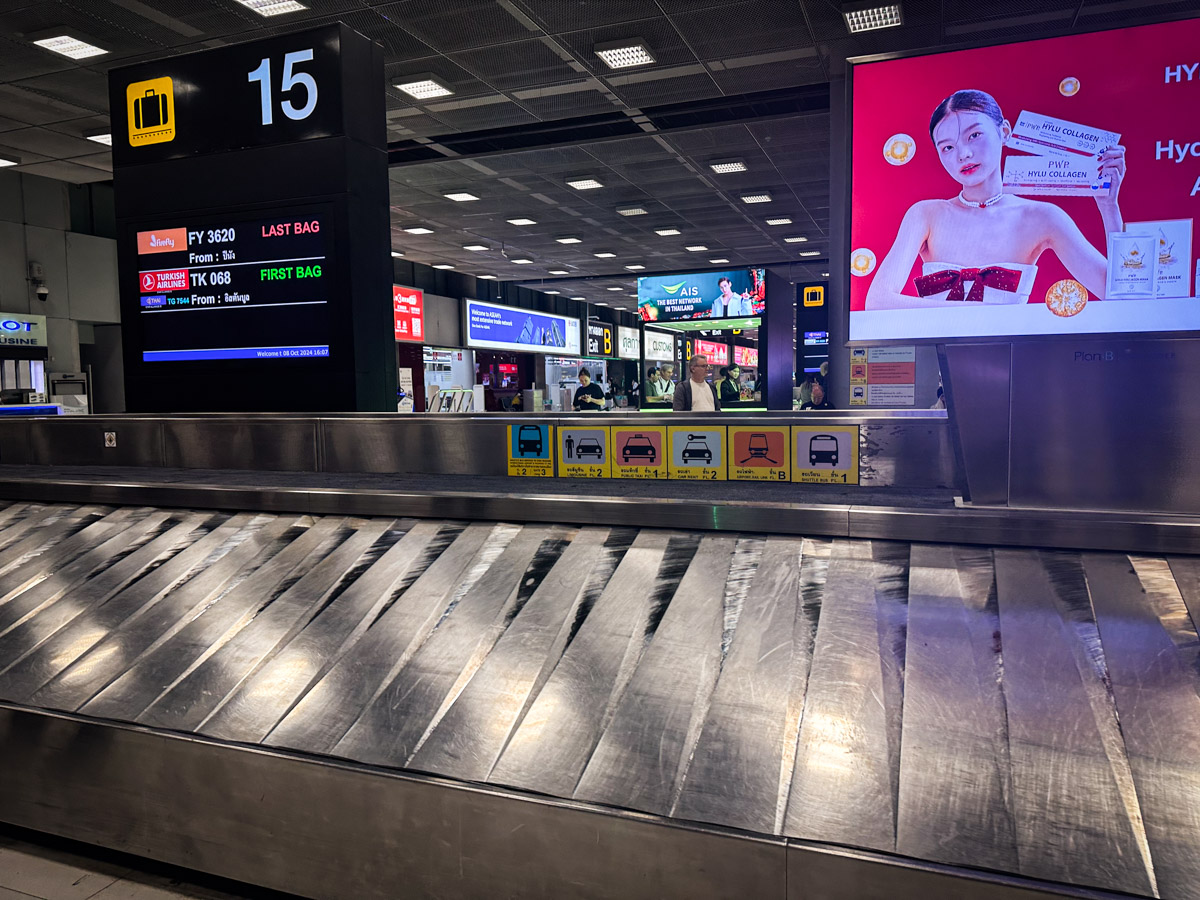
[465,300,581,355]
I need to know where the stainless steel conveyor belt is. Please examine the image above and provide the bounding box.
[0,501,1198,899]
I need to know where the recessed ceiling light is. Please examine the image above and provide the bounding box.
[85,132,112,146]
[685,245,708,252]
[394,76,453,100]
[478,274,498,280]
[594,38,655,70]
[784,236,809,243]
[709,159,747,174]
[32,35,107,59]
[799,250,820,257]
[628,293,637,297]
[556,236,582,244]
[766,217,792,225]
[842,2,903,33]
[0,155,18,168]
[654,228,681,236]
[594,251,617,259]
[507,217,536,226]
[821,272,830,277]
[566,177,604,190]
[616,206,647,216]
[740,192,773,204]
[594,301,610,306]
[570,296,587,301]
[444,191,479,202]
[709,258,730,264]
[548,269,570,275]
[607,286,625,291]
[235,0,307,15]
[511,258,534,264]
[403,225,433,234]
[390,251,404,258]
[463,244,489,251]
[432,264,455,270]
[545,290,561,295]
[625,264,645,271]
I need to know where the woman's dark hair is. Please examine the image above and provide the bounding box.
[719,366,729,378]
[929,90,1004,141]
[647,366,658,377]
[579,368,591,379]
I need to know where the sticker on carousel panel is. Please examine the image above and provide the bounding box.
[1059,77,1080,96]
[882,133,915,166]
[1045,279,1088,317]
[850,248,876,277]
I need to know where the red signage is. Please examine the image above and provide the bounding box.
[733,345,759,368]
[140,268,188,292]
[694,339,729,366]
[136,228,188,254]
[393,285,424,342]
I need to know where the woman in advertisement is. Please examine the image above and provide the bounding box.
[865,90,1126,309]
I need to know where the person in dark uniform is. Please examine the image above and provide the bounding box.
[573,368,605,411]
[718,365,741,405]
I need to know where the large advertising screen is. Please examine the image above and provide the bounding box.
[465,299,581,355]
[133,207,332,362]
[393,286,424,343]
[849,17,1200,342]
[638,268,765,322]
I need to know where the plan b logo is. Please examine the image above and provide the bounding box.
[126,77,176,147]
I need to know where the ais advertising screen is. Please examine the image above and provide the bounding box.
[133,206,332,362]
[465,299,581,355]
[638,268,765,323]
[849,17,1200,342]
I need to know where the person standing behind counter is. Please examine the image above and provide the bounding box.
[573,368,606,411]
[673,355,721,412]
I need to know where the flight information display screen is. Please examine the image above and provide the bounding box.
[133,207,332,362]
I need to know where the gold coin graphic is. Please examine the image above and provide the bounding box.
[850,248,877,277]
[1059,77,1080,96]
[882,133,916,166]
[1045,279,1088,316]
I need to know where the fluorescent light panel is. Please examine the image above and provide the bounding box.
[395,77,453,99]
[432,264,455,270]
[766,217,792,225]
[463,244,489,251]
[32,35,107,59]
[390,251,404,258]
[85,133,112,146]
[544,290,561,295]
[548,269,570,275]
[403,226,433,234]
[843,3,903,33]
[444,191,479,201]
[606,286,624,291]
[235,0,307,16]
[555,236,582,244]
[625,264,645,271]
[566,177,603,190]
[740,192,772,203]
[478,274,498,279]
[0,156,18,168]
[594,252,616,258]
[709,258,729,264]
[784,236,808,243]
[507,217,536,226]
[571,296,587,301]
[654,228,680,236]
[594,38,655,70]
[799,250,820,257]
[685,245,708,252]
[511,258,533,264]
[709,159,747,174]
[616,207,647,216]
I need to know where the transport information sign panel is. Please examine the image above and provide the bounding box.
[507,424,554,477]
[792,425,860,484]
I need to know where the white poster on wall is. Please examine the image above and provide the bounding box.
[618,326,641,360]
[644,329,675,362]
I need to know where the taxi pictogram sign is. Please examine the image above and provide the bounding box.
[127,77,176,147]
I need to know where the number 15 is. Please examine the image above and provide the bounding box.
[248,49,318,125]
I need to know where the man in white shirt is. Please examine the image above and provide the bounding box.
[672,355,721,411]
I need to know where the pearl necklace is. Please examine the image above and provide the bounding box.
[957,190,1005,208]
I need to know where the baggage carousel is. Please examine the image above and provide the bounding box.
[2,499,1198,899]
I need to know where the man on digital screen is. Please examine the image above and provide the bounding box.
[710,277,753,317]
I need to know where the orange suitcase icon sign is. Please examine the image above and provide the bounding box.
[126,77,176,146]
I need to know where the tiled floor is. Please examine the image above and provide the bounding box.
[0,829,298,900]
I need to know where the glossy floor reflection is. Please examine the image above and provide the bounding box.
[0,502,1197,898]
